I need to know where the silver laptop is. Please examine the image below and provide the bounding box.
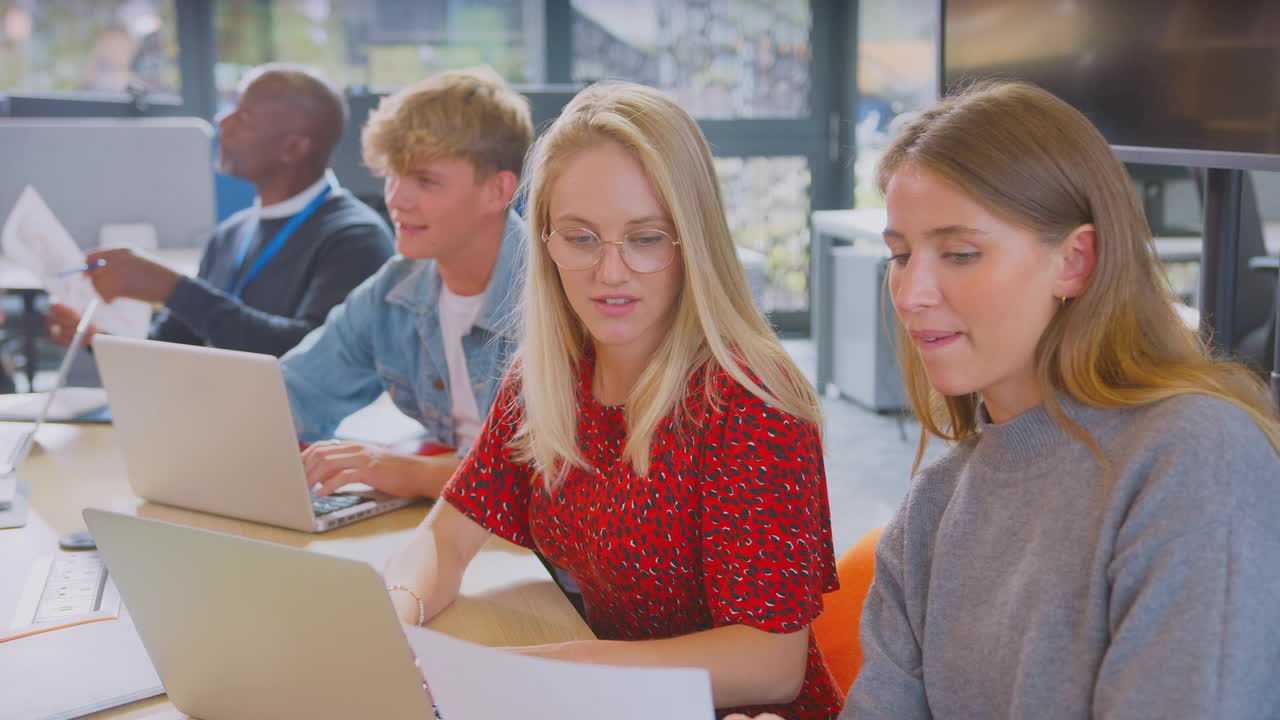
[83,509,434,720]
[0,298,99,510]
[92,335,412,532]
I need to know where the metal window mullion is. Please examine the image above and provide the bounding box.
[544,0,574,84]
[175,0,217,120]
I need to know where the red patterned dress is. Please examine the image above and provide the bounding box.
[442,351,842,719]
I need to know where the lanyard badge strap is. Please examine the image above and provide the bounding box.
[227,184,333,297]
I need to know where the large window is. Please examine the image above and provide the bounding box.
[853,0,938,208]
[6,0,847,327]
[213,0,544,113]
[569,0,823,318]
[571,0,811,120]
[715,156,811,311]
[0,0,180,96]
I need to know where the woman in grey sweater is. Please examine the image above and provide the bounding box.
[734,81,1280,720]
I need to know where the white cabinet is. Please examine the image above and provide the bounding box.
[830,245,905,412]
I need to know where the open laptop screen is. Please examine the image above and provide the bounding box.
[0,298,100,476]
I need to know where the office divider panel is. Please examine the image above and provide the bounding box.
[0,118,216,250]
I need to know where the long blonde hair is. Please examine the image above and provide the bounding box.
[513,81,821,487]
[877,81,1280,470]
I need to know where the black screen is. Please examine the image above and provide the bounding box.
[943,0,1280,158]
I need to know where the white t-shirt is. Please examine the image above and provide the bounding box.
[437,285,486,450]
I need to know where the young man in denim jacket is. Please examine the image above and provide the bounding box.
[282,68,533,499]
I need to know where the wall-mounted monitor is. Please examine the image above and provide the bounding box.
[942,0,1280,170]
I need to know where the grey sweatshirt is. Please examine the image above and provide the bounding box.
[843,394,1280,720]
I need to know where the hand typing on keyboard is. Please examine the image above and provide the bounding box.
[302,440,441,499]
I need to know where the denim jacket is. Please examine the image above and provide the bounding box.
[281,212,526,452]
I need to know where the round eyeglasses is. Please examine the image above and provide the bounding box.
[543,227,681,274]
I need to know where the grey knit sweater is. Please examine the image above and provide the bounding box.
[843,394,1280,719]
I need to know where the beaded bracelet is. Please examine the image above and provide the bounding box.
[387,584,426,626]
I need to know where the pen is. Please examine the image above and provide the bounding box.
[55,258,107,277]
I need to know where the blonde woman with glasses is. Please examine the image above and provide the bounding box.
[382,81,843,719]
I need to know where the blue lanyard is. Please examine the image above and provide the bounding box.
[227,184,333,297]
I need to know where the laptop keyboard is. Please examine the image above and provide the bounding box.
[311,493,364,517]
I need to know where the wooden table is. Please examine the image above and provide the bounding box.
[0,423,593,719]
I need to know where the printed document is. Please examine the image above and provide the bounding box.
[2,186,150,336]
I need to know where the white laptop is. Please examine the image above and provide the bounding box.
[0,299,99,510]
[92,335,413,532]
[83,508,434,720]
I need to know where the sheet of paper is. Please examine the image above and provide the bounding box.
[333,392,426,449]
[0,606,162,720]
[404,624,715,720]
[2,186,151,337]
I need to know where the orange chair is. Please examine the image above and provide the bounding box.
[813,527,884,697]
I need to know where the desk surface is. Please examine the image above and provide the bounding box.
[1,424,593,719]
